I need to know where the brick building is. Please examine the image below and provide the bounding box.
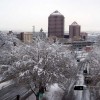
[69,21,81,40]
[48,10,64,38]
[18,32,33,43]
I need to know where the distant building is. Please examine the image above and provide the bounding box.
[48,10,64,38]
[17,32,33,43]
[69,21,81,40]
[84,46,93,52]
[7,31,14,35]
[80,32,88,40]
[70,41,94,50]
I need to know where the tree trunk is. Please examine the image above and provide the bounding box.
[29,83,46,100]
[36,96,39,100]
[29,85,39,100]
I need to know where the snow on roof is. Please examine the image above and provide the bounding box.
[24,32,33,34]
[71,21,79,26]
[50,10,63,16]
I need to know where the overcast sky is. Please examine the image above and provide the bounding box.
[0,0,100,32]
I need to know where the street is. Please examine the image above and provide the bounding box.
[0,83,29,100]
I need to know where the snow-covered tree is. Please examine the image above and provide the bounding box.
[0,32,23,80]
[82,37,100,100]
[0,33,77,100]
[83,40,100,84]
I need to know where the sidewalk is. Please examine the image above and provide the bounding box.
[26,94,36,100]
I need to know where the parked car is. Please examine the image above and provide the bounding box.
[83,69,87,74]
[74,85,86,90]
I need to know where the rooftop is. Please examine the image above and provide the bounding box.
[71,21,79,26]
[50,10,63,16]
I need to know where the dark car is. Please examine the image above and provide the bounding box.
[74,85,86,90]
[83,69,87,74]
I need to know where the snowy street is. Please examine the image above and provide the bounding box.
[26,75,91,100]
[0,80,12,90]
[74,74,90,100]
[26,94,36,100]
[62,74,91,100]
[0,83,30,100]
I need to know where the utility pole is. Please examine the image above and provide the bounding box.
[32,26,35,40]
[32,26,35,33]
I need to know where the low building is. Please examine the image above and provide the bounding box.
[84,46,93,52]
[70,41,94,50]
[17,32,33,43]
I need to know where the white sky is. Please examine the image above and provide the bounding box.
[0,0,100,32]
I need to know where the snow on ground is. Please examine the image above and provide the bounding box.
[26,94,36,100]
[74,73,91,100]
[45,83,64,100]
[0,80,13,90]
[26,84,64,100]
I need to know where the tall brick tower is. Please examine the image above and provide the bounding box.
[48,10,64,38]
[69,21,81,40]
